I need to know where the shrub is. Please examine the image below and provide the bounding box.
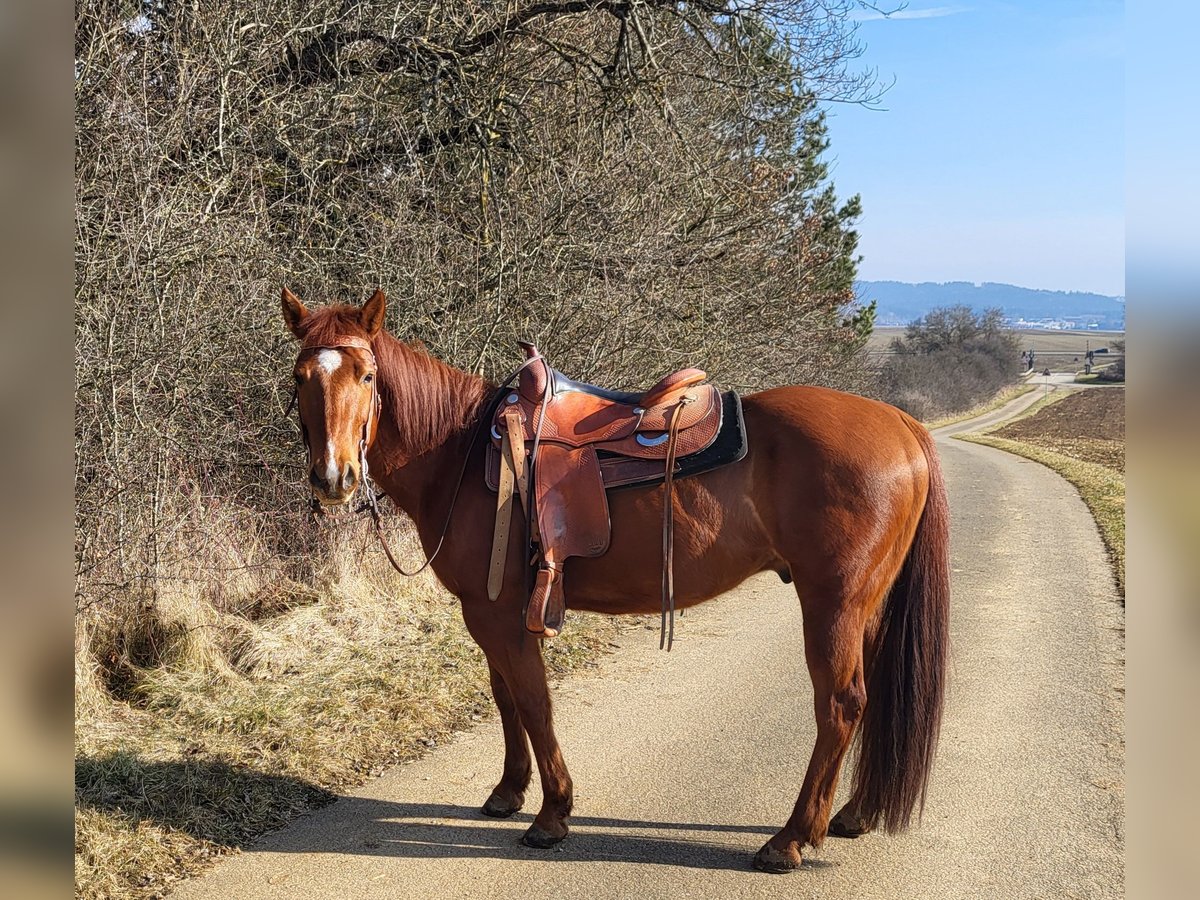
[879,306,1021,421]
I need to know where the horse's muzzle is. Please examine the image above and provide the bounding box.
[309,461,358,504]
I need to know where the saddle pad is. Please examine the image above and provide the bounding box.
[534,444,611,560]
[603,390,748,490]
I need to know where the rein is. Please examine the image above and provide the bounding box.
[292,338,545,579]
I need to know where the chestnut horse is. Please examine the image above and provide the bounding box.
[280,287,950,873]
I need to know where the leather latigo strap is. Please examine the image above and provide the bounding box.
[488,409,531,602]
[660,398,690,651]
[488,417,518,601]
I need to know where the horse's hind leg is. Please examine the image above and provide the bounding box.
[480,664,532,818]
[755,602,867,873]
[828,617,882,840]
[828,800,874,838]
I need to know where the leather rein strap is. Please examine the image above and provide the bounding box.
[293,338,545,579]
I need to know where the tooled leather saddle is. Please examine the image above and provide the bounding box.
[485,342,746,649]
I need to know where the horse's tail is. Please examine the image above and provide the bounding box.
[851,419,951,833]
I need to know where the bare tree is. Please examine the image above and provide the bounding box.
[75,1,876,654]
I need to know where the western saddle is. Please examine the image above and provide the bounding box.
[486,342,743,649]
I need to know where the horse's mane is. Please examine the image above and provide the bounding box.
[299,305,490,457]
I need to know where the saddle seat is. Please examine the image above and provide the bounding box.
[487,343,739,647]
[496,341,720,455]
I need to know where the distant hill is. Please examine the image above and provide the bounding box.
[854,280,1125,329]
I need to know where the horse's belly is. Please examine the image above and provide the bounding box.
[562,463,781,614]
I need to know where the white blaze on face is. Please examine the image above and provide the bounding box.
[316,350,343,486]
[325,439,339,486]
[315,349,343,375]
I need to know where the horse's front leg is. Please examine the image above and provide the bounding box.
[500,635,573,847]
[480,663,532,818]
[462,600,573,847]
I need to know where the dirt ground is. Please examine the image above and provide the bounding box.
[995,389,1125,470]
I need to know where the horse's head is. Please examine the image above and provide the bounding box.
[281,287,385,507]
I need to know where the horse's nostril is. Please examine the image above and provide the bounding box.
[342,463,357,491]
[309,468,323,490]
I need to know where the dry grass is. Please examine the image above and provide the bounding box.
[956,389,1125,597]
[75,519,623,900]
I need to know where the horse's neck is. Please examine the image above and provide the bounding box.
[371,435,470,541]
[368,335,489,527]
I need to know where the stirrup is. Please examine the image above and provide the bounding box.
[526,566,565,638]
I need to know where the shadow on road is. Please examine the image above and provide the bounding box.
[77,752,836,874]
[254,798,834,873]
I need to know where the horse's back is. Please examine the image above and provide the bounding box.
[743,384,927,456]
[566,384,933,611]
[738,385,934,591]
[740,384,930,487]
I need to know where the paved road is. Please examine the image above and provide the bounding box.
[937,381,1068,438]
[177,395,1125,900]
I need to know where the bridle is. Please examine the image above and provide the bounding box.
[290,334,438,577]
[290,338,377,491]
[289,336,546,579]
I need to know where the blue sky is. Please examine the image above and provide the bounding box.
[822,1,1123,295]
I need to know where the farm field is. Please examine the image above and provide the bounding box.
[867,327,1124,355]
[867,327,1124,374]
[994,388,1124,468]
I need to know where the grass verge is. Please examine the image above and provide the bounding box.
[923,382,1037,430]
[75,524,624,900]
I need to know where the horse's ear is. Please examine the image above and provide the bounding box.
[360,289,386,338]
[281,287,308,338]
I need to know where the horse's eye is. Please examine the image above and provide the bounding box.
[294,374,303,386]
[363,373,374,384]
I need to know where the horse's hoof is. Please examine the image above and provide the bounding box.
[521,823,567,849]
[481,792,523,818]
[828,807,871,839]
[753,841,803,874]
